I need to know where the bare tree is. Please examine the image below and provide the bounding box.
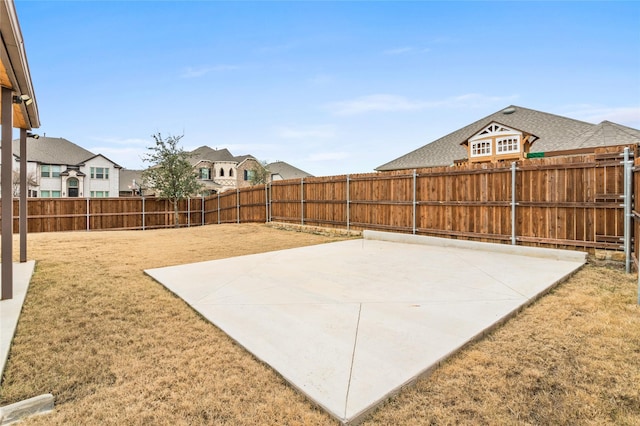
[12,170,38,197]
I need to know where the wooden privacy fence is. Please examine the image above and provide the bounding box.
[0,146,634,257]
[270,147,632,253]
[1,188,269,233]
[6,197,206,232]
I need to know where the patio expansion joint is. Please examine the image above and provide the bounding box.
[449,249,529,299]
[343,302,362,420]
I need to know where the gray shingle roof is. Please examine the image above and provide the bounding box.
[11,136,98,165]
[235,154,257,163]
[119,169,145,192]
[187,146,312,179]
[571,121,640,149]
[189,146,236,164]
[267,161,314,180]
[375,105,637,171]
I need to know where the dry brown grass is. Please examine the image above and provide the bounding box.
[1,224,639,425]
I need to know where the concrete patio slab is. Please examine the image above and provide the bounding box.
[0,261,36,384]
[146,232,585,424]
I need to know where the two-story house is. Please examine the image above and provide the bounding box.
[10,136,121,197]
[118,146,315,196]
[190,147,316,193]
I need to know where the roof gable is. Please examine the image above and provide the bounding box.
[83,153,122,168]
[467,122,527,143]
[235,154,257,165]
[189,146,236,163]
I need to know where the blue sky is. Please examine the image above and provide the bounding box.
[14,0,640,177]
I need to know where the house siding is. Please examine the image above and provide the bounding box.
[236,158,262,188]
[85,157,119,197]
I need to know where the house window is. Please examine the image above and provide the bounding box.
[90,191,109,198]
[200,168,210,180]
[41,190,61,198]
[41,165,61,178]
[244,169,255,181]
[471,140,492,157]
[229,168,233,177]
[91,167,109,179]
[220,168,225,177]
[496,136,520,154]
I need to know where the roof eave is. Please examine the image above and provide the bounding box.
[0,0,40,129]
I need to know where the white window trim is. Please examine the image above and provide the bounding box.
[90,167,110,180]
[496,135,521,154]
[470,139,492,157]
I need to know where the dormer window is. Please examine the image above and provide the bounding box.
[496,136,520,154]
[471,140,492,156]
[464,122,533,163]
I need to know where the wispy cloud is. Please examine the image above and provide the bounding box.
[89,136,149,147]
[221,143,284,153]
[382,46,431,55]
[86,146,147,169]
[561,105,640,126]
[326,94,429,116]
[446,93,519,108]
[306,151,350,162]
[383,47,413,55]
[276,125,336,139]
[308,73,334,85]
[326,93,518,116]
[180,65,240,79]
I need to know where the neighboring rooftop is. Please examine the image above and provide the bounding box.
[571,121,640,149]
[268,161,314,180]
[189,146,237,164]
[376,105,640,171]
[119,169,144,193]
[11,136,121,167]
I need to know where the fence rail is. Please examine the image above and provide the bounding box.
[0,146,634,255]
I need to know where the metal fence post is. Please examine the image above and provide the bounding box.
[86,197,90,231]
[301,178,305,225]
[236,189,240,224]
[511,162,517,245]
[412,169,417,235]
[265,184,269,223]
[188,198,191,228]
[623,147,632,273]
[142,197,146,230]
[217,192,220,224]
[202,196,205,226]
[346,174,350,231]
